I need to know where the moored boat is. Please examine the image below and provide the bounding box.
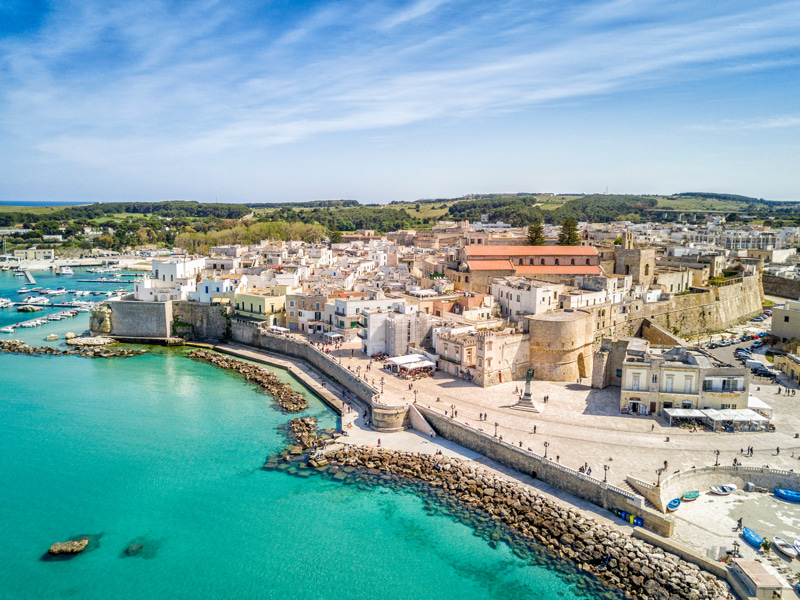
[775,488,800,503]
[709,484,737,495]
[742,527,763,548]
[667,498,681,511]
[682,491,699,501]
[773,537,798,558]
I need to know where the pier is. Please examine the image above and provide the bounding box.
[77,279,138,283]
[23,270,35,284]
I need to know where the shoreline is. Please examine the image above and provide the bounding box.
[266,438,733,600]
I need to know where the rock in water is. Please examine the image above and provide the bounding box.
[45,334,59,341]
[65,332,76,340]
[48,538,89,555]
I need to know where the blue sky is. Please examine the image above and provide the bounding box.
[1,0,799,203]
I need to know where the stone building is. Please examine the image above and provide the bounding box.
[620,345,748,415]
[613,233,656,286]
[527,309,594,381]
[474,329,530,386]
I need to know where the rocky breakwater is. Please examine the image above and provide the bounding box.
[305,445,733,600]
[188,349,308,412]
[0,338,146,359]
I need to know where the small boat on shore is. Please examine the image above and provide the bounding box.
[667,498,681,512]
[0,326,15,333]
[682,491,699,501]
[773,537,798,558]
[775,489,800,503]
[742,527,763,548]
[793,538,800,555]
[710,484,737,495]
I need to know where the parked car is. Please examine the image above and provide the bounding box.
[758,332,767,338]
[709,343,719,349]
[764,310,772,316]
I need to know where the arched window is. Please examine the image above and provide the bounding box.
[586,259,590,265]
[644,264,650,276]
[541,258,545,265]
[571,258,575,265]
[555,258,560,265]
[519,258,524,265]
[625,265,630,275]
[530,258,534,265]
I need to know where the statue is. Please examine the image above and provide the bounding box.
[514,365,539,413]
[526,366,534,383]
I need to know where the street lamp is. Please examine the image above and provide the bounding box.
[494,422,499,437]
[604,464,609,483]
[413,389,418,403]
[714,449,720,466]
[732,541,740,558]
[543,441,550,458]
[655,467,665,486]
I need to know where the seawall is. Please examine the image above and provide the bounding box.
[230,320,411,432]
[418,405,674,537]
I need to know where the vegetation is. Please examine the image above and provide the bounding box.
[557,218,581,246]
[526,220,545,245]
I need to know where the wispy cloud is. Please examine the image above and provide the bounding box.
[1,0,800,181]
[689,116,800,131]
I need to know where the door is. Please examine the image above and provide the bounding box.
[650,402,656,414]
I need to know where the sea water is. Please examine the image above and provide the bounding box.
[0,271,613,599]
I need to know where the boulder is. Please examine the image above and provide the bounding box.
[48,538,89,555]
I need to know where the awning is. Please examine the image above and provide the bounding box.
[387,354,427,366]
[748,395,773,418]
[401,360,436,370]
[324,332,343,339]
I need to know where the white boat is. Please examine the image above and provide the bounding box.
[709,484,737,495]
[773,536,798,558]
[0,326,15,333]
[14,271,25,276]
[0,298,13,308]
[22,296,50,305]
[47,287,68,296]
[57,266,74,275]
[793,538,800,556]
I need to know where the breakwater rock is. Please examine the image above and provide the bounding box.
[48,538,88,555]
[0,339,146,359]
[188,349,308,412]
[66,336,115,347]
[270,444,732,600]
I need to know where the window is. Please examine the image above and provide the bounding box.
[571,258,575,265]
[632,375,640,391]
[665,377,673,392]
[205,286,209,293]
[586,259,590,265]
[541,259,545,265]
[786,316,790,322]
[616,369,622,377]
[685,378,692,393]
[555,259,560,265]
[652,374,657,384]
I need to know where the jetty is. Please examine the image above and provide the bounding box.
[22,270,36,284]
[77,279,137,283]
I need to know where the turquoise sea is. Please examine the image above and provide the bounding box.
[0,270,615,600]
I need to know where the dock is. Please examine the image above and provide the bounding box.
[76,279,138,283]
[23,270,35,284]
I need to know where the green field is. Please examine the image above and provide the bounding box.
[655,196,752,211]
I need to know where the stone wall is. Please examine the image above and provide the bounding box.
[528,310,594,382]
[763,274,800,300]
[474,331,530,387]
[172,301,230,340]
[648,465,800,512]
[641,319,686,347]
[231,321,409,431]
[419,406,674,536]
[93,296,173,338]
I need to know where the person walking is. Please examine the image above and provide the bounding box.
[777,447,781,456]
[533,425,537,434]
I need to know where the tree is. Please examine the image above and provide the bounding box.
[329,226,343,244]
[726,212,738,223]
[557,218,581,246]
[527,220,545,245]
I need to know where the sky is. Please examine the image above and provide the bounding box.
[1,0,799,204]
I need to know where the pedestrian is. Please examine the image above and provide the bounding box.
[533,425,537,434]
[736,517,743,531]
[519,441,523,447]
[454,410,458,418]
[777,447,781,455]
[556,455,560,463]
[651,423,654,431]
[664,459,668,469]
[587,467,591,476]
[584,462,588,471]
[377,438,381,447]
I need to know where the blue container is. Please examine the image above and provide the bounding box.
[634,517,643,527]
[621,511,628,521]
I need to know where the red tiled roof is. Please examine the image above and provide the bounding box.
[467,260,514,271]
[466,245,597,257]
[514,265,602,275]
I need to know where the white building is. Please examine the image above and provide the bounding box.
[490,278,564,322]
[134,257,205,302]
[188,276,245,303]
